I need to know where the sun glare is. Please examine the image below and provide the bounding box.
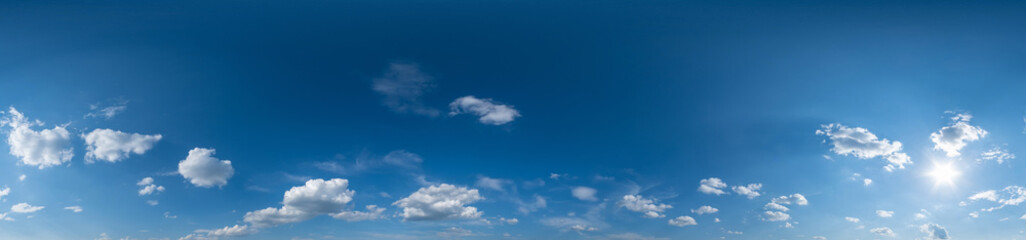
[927,162,962,187]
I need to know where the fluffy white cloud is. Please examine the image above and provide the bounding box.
[178,148,234,188]
[732,183,762,199]
[845,217,860,223]
[572,186,598,201]
[771,193,808,206]
[243,178,376,228]
[763,211,790,222]
[864,178,873,186]
[2,107,74,169]
[64,206,83,213]
[920,223,949,240]
[876,210,894,218]
[82,129,161,163]
[449,96,521,125]
[698,178,727,195]
[137,177,165,196]
[372,63,440,117]
[871,227,896,237]
[11,203,44,213]
[668,216,697,227]
[764,202,789,211]
[817,123,911,171]
[931,113,987,157]
[979,147,1014,164]
[691,205,718,215]
[393,184,484,221]
[619,195,672,218]
[203,224,256,238]
[18,174,25,181]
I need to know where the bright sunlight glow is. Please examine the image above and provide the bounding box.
[927,162,962,187]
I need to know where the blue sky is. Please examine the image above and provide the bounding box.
[3,0,1026,239]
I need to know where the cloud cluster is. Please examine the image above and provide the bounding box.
[372,63,440,117]
[82,129,161,163]
[920,223,949,240]
[242,178,382,228]
[449,96,521,125]
[619,195,672,218]
[931,113,987,157]
[698,178,727,195]
[965,185,1026,217]
[178,148,235,188]
[762,193,808,222]
[137,177,165,196]
[817,123,912,171]
[393,184,484,221]
[2,107,74,169]
[732,184,762,199]
[668,216,697,227]
[979,147,1014,164]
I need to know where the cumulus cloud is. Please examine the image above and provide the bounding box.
[64,206,83,213]
[871,227,896,237]
[876,210,894,218]
[763,193,808,222]
[732,183,762,199]
[979,147,1014,164]
[243,178,368,228]
[0,187,9,201]
[619,195,672,218]
[771,193,808,206]
[691,206,718,215]
[82,129,161,163]
[817,123,911,171]
[572,186,598,201]
[2,107,74,169]
[393,184,484,221]
[372,63,440,117]
[763,211,790,222]
[920,223,949,240]
[698,178,728,195]
[137,177,165,196]
[668,216,697,227]
[449,96,521,125]
[11,203,44,213]
[178,148,235,188]
[931,113,987,157]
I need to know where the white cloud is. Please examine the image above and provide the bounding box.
[572,186,598,201]
[500,217,518,224]
[817,123,911,171]
[178,148,235,188]
[812,237,826,240]
[668,216,697,227]
[698,178,727,195]
[244,178,361,227]
[691,205,718,215]
[979,147,1014,164]
[393,184,484,221]
[147,200,159,206]
[732,183,762,199]
[845,217,860,223]
[771,193,808,206]
[82,129,161,163]
[569,224,597,232]
[540,217,601,232]
[0,212,11,221]
[930,113,987,157]
[871,227,896,237]
[202,224,256,238]
[0,187,9,201]
[64,206,83,213]
[2,107,74,169]
[920,223,949,240]
[11,203,44,213]
[876,210,894,218]
[965,186,1026,216]
[475,176,510,191]
[864,178,873,186]
[764,202,789,211]
[620,195,672,218]
[18,174,25,181]
[85,100,127,119]
[372,63,440,117]
[137,177,165,196]
[763,211,790,222]
[331,205,385,222]
[515,194,547,214]
[437,227,476,238]
[449,96,521,125]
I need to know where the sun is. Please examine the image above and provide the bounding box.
[927,162,962,187]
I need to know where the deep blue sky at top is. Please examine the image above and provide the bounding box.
[3,0,1026,239]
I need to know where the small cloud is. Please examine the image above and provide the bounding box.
[571,186,598,201]
[64,206,83,213]
[876,210,894,218]
[84,99,128,119]
[449,96,521,125]
[668,216,697,227]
